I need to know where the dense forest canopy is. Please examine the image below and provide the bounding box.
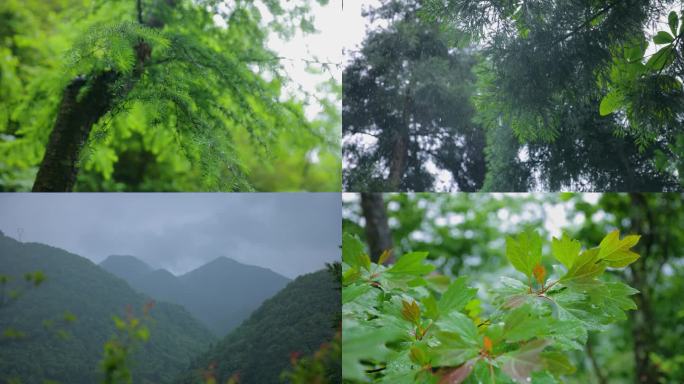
[342,192,684,383]
[0,0,340,191]
[343,0,684,191]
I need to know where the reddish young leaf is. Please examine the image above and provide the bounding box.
[483,336,493,353]
[401,300,421,325]
[533,264,546,285]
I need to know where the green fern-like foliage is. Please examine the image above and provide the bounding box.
[0,0,339,191]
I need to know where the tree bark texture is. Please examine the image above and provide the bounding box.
[387,87,412,190]
[360,193,394,264]
[32,72,118,192]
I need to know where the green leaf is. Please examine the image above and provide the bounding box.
[435,311,480,346]
[494,276,530,309]
[596,281,639,320]
[669,11,679,36]
[503,305,548,342]
[546,317,586,351]
[135,327,150,342]
[505,230,542,279]
[653,31,674,44]
[32,271,45,286]
[560,248,605,285]
[342,233,371,271]
[625,40,647,62]
[342,322,403,381]
[500,339,550,383]
[422,294,440,320]
[551,234,581,269]
[438,276,477,316]
[342,284,372,304]
[542,351,576,375]
[431,329,480,367]
[531,371,559,384]
[597,230,640,268]
[386,251,434,276]
[599,91,623,116]
[646,45,675,71]
[409,344,430,365]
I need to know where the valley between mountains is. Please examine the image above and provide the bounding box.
[0,231,340,383]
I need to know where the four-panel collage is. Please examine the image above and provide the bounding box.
[1,0,683,383]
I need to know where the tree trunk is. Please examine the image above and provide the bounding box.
[387,86,412,190]
[32,72,118,191]
[360,193,393,264]
[387,132,408,191]
[628,193,660,384]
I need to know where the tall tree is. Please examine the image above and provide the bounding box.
[425,0,683,191]
[0,0,339,192]
[343,0,485,192]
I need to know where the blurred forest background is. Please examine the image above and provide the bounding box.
[343,0,684,192]
[0,0,341,191]
[343,192,684,383]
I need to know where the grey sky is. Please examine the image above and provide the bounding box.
[0,193,341,278]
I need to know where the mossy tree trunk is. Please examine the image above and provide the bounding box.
[32,72,118,192]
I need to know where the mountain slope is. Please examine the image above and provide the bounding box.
[100,255,291,336]
[176,268,341,384]
[0,233,215,384]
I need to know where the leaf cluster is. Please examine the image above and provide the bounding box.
[342,229,641,383]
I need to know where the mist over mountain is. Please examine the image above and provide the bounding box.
[0,232,215,384]
[100,255,291,336]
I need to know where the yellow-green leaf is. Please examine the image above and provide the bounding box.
[551,234,581,269]
[597,230,640,268]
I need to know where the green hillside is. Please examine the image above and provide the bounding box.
[0,233,215,384]
[177,268,341,384]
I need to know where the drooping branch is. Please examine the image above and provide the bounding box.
[31,2,164,192]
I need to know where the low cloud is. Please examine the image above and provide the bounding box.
[0,193,341,278]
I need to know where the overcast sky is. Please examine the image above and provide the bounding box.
[0,193,341,278]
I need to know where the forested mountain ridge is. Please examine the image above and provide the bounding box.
[100,255,291,336]
[177,268,341,384]
[0,233,215,384]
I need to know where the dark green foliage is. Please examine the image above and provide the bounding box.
[100,255,291,336]
[343,0,486,192]
[0,233,215,384]
[346,0,683,191]
[177,269,341,384]
[424,0,684,191]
